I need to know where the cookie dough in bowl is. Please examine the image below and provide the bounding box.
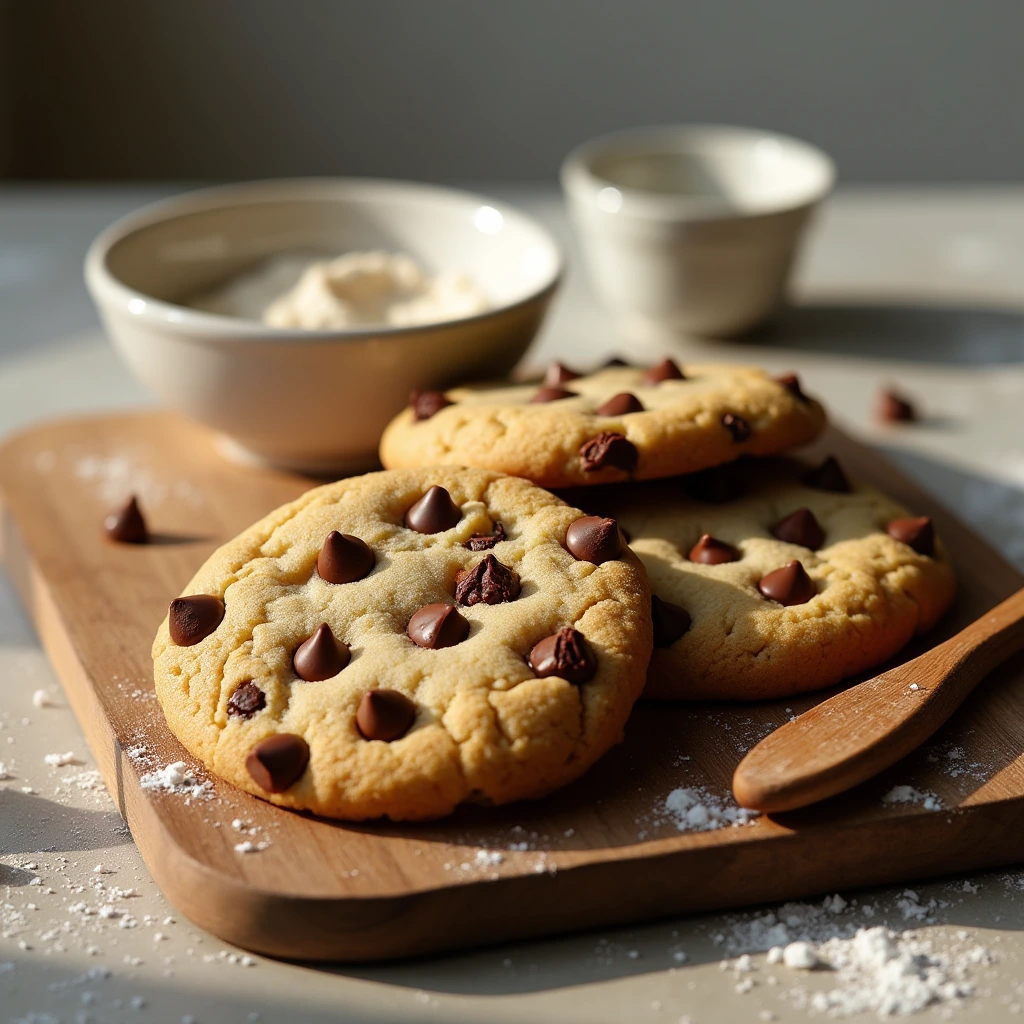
[379,361,826,488]
[152,467,652,821]
[571,455,956,701]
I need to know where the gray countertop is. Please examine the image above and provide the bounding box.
[3,185,1024,1023]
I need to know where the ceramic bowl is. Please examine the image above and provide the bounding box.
[561,125,834,340]
[85,179,561,473]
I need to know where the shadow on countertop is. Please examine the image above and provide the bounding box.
[755,302,1024,365]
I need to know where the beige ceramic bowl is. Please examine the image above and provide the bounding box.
[562,124,834,340]
[85,179,561,473]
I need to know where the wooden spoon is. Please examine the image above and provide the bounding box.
[732,586,1024,813]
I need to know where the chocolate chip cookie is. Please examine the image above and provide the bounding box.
[152,468,652,820]
[380,362,826,488]
[568,456,956,701]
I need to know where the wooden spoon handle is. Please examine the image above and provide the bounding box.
[732,585,1024,813]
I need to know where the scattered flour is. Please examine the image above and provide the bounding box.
[43,751,80,767]
[882,785,943,811]
[31,690,56,709]
[659,786,760,833]
[73,451,204,509]
[139,761,213,800]
[234,841,270,854]
[806,926,980,1016]
[715,891,995,1018]
[783,941,819,968]
[0,760,11,780]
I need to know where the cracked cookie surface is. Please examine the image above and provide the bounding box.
[379,363,826,488]
[567,457,956,701]
[152,467,652,820]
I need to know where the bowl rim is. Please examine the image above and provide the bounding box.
[560,123,836,222]
[84,177,564,342]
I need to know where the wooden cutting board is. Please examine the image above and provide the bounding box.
[2,410,1024,962]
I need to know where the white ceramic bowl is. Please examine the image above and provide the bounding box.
[561,125,834,340]
[85,179,561,473]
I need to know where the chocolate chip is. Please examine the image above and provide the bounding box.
[565,516,623,563]
[293,623,350,681]
[245,733,309,793]
[168,595,224,646]
[641,358,686,385]
[405,485,462,533]
[531,386,577,403]
[722,413,751,443]
[681,461,746,503]
[410,389,452,421]
[528,627,596,684]
[597,392,644,416]
[455,554,521,606]
[579,431,638,473]
[878,388,917,423]
[758,560,817,605]
[603,356,630,368]
[771,507,825,550]
[886,516,934,555]
[651,594,691,648]
[407,603,470,649]
[464,522,506,551]
[688,534,740,564]
[803,456,851,493]
[104,494,148,544]
[317,531,374,584]
[227,681,265,720]
[544,362,581,385]
[356,689,416,742]
[776,373,807,401]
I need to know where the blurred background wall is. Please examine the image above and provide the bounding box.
[4,0,1023,183]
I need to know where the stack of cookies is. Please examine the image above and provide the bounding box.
[153,360,955,821]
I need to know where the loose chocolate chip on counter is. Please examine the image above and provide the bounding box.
[641,358,686,385]
[688,534,740,565]
[803,455,851,493]
[407,603,470,649]
[168,595,225,646]
[579,431,638,473]
[886,516,934,555]
[455,553,521,606]
[597,392,644,416]
[293,623,351,681]
[464,522,506,551]
[104,494,148,544]
[405,485,462,533]
[544,361,581,385]
[528,627,597,684]
[759,560,817,605]
[227,681,266,720]
[565,515,623,563]
[771,507,826,550]
[682,461,746,503]
[317,531,375,584]
[877,388,917,423]
[721,413,751,443]
[356,689,417,742]
[776,373,807,401]
[531,386,577,404]
[409,389,453,421]
[245,733,310,793]
[652,594,691,648]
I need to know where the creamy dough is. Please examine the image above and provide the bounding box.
[191,251,489,329]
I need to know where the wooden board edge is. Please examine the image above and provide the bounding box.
[5,413,1024,959]
[7,484,1024,961]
